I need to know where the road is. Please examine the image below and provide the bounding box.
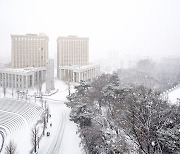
[46,110,67,153]
[38,101,68,154]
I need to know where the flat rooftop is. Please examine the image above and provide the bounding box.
[59,64,100,71]
[0,67,46,74]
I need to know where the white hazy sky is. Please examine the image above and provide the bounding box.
[0,0,180,63]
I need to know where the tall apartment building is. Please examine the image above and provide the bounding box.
[11,33,48,68]
[57,36,89,67]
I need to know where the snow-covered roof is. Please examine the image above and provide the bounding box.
[0,67,46,74]
[59,63,100,72]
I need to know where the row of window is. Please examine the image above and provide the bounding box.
[13,38,48,41]
[59,39,88,42]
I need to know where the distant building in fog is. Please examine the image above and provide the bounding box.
[11,33,48,68]
[160,56,180,72]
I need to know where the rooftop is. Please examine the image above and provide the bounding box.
[57,36,89,40]
[0,67,46,74]
[59,63,100,71]
[11,33,47,38]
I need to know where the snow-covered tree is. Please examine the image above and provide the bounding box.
[66,74,133,153]
[5,141,17,154]
[157,106,180,154]
[31,126,39,153]
[42,114,47,136]
[66,73,180,154]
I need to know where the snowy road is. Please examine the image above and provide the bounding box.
[38,100,83,154]
[34,80,83,154]
[47,110,67,153]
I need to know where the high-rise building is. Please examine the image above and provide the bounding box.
[57,36,89,67]
[11,33,48,68]
[57,36,100,82]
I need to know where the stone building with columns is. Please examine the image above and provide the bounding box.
[0,67,46,90]
[58,64,100,82]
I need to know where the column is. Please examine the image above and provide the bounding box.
[78,72,80,82]
[63,69,65,80]
[58,68,62,80]
[61,69,63,80]
[93,69,95,78]
[32,74,35,89]
[41,70,43,82]
[4,74,8,87]
[15,74,17,89]
[90,69,92,81]
[6,74,8,87]
[0,73,2,86]
[91,69,93,80]
[1,73,3,87]
[2,73,4,87]
[22,75,24,91]
[26,75,28,89]
[79,72,81,81]
[80,72,83,80]
[58,68,61,80]
[86,70,88,81]
[72,71,74,82]
[82,72,84,81]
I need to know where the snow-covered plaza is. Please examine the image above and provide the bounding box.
[0,80,83,154]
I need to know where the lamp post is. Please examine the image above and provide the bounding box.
[151,141,155,152]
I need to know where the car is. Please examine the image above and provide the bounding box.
[47,132,50,136]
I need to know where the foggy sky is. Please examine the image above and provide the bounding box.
[0,0,180,64]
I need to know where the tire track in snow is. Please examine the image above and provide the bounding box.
[47,110,67,154]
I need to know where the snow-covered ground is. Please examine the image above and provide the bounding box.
[0,120,34,154]
[168,86,180,105]
[1,77,180,153]
[37,102,83,154]
[37,80,83,154]
[0,79,83,154]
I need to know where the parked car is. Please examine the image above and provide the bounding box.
[47,132,50,136]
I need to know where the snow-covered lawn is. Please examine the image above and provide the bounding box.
[168,87,180,105]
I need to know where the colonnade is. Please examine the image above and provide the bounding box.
[59,65,100,82]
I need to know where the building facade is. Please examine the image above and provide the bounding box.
[11,33,48,68]
[57,36,89,67]
[0,67,46,90]
[57,36,100,82]
[46,59,55,93]
[59,64,100,83]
